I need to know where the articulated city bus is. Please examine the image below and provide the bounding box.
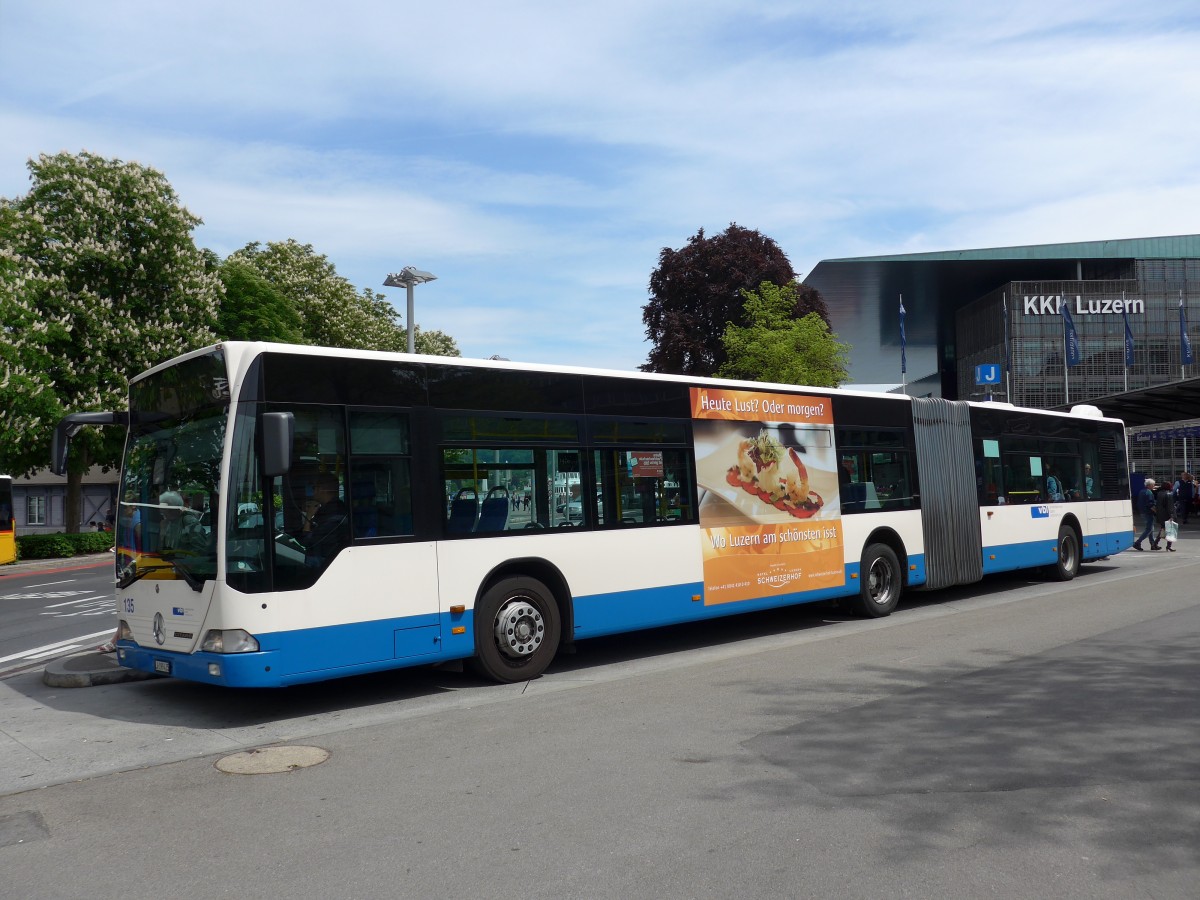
[53,342,1132,687]
[0,475,15,565]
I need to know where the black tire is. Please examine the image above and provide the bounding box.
[1051,524,1080,581]
[470,576,561,682]
[851,543,902,618]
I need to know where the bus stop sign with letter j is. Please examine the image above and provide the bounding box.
[975,364,1001,385]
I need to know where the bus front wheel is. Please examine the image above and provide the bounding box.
[852,543,902,618]
[471,576,561,683]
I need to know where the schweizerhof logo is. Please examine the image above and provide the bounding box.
[758,572,805,589]
[153,612,166,645]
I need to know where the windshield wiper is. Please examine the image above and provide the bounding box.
[116,554,204,591]
[116,562,152,590]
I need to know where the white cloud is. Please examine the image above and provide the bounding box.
[3,0,1200,370]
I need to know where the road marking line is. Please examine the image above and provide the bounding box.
[26,645,85,660]
[0,630,113,665]
[43,594,104,608]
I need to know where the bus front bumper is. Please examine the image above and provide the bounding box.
[116,642,284,687]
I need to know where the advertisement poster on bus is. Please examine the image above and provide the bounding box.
[629,451,664,478]
[691,387,844,605]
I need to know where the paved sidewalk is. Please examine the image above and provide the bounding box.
[42,649,160,687]
[0,551,113,577]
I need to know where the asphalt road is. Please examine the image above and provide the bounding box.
[0,557,115,675]
[0,548,1197,899]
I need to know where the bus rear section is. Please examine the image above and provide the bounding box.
[965,401,1132,580]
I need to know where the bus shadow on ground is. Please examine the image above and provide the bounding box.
[20,563,1091,731]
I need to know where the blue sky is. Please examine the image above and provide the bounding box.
[3,1,1200,374]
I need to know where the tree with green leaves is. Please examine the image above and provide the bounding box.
[0,151,221,529]
[226,240,459,355]
[216,259,305,344]
[717,281,850,387]
[642,223,828,376]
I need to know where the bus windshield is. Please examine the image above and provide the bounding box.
[117,350,230,588]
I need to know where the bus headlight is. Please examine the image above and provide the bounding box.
[200,629,260,653]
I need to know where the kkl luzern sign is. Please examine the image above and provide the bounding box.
[1023,295,1144,315]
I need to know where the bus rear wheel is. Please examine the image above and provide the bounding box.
[1051,525,1080,581]
[851,543,902,618]
[470,576,561,683]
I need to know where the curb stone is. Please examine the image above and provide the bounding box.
[42,652,160,688]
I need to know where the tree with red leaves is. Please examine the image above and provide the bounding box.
[641,223,828,376]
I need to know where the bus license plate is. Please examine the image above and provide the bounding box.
[154,659,171,674]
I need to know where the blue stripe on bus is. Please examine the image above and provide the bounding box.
[979,528,1131,574]
[115,532,1127,687]
[571,580,846,640]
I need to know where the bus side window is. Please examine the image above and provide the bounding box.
[349,410,413,537]
[594,449,694,527]
[271,405,349,591]
[1080,442,1101,499]
[1002,454,1040,503]
[834,429,914,514]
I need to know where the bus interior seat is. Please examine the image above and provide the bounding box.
[475,486,510,532]
[842,481,866,512]
[447,489,478,534]
[351,481,378,538]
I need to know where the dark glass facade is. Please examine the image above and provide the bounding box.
[953,259,1200,482]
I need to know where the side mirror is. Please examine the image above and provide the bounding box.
[262,412,294,477]
[51,412,129,476]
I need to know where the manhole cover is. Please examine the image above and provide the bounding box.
[216,745,330,774]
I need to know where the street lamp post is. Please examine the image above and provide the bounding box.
[383,266,437,354]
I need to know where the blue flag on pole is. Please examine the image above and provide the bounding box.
[1002,293,1011,375]
[1061,297,1082,367]
[1181,295,1194,366]
[1122,308,1135,367]
[899,295,906,375]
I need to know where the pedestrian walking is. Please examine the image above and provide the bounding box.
[1173,471,1193,524]
[1133,478,1157,551]
[1154,483,1173,551]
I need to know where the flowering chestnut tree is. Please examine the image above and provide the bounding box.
[0,236,61,476]
[0,151,220,528]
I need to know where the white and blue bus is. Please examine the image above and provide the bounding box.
[52,342,1132,687]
